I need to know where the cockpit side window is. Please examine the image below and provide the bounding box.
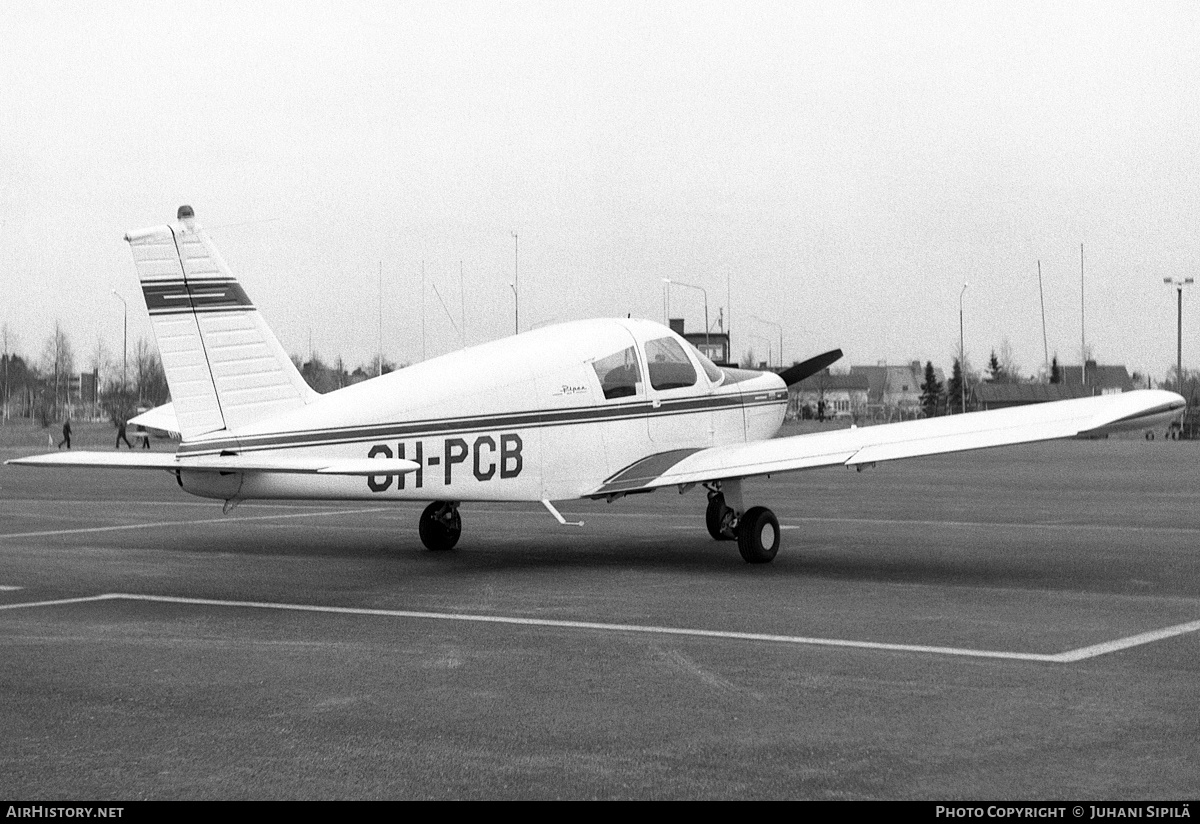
[645,337,698,390]
[592,346,643,400]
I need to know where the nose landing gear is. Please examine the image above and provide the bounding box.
[419,501,462,551]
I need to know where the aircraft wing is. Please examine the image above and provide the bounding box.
[5,452,421,476]
[592,389,1185,497]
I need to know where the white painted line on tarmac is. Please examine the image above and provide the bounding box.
[500,509,1200,536]
[0,585,24,591]
[4,592,1196,663]
[0,499,371,509]
[0,507,390,540]
[0,594,123,611]
[783,515,1200,535]
[1049,618,1200,662]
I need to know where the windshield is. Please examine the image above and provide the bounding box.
[684,340,725,384]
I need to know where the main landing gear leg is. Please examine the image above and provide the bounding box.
[704,480,780,564]
[705,488,736,541]
[419,501,462,551]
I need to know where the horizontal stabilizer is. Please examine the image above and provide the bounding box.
[5,453,183,471]
[128,402,179,437]
[6,452,419,476]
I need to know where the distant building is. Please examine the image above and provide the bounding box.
[1057,360,1135,395]
[789,368,870,420]
[77,370,98,409]
[63,370,99,417]
[850,361,945,421]
[974,383,1095,410]
[974,360,1136,409]
[670,318,731,365]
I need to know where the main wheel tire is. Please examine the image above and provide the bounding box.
[705,495,736,541]
[419,501,462,551]
[736,506,780,564]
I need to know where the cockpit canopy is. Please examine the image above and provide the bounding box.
[591,328,724,400]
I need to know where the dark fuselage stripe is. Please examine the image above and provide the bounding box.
[177,395,789,456]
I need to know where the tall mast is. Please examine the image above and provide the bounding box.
[1038,260,1048,378]
[378,261,383,377]
[1080,244,1086,388]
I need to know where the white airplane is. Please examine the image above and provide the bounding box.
[7,207,1187,563]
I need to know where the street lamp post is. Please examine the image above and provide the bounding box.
[750,315,783,368]
[512,232,519,335]
[959,283,968,414]
[111,290,127,395]
[1164,276,1195,394]
[662,278,708,354]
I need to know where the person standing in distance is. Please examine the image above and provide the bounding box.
[116,418,133,449]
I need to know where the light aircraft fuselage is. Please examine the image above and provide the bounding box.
[174,318,787,504]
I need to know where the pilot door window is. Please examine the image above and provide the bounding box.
[645,337,698,390]
[592,346,644,400]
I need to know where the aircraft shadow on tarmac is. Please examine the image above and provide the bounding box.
[133,512,1168,596]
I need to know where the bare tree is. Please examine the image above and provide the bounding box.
[133,337,169,407]
[90,335,112,381]
[998,338,1022,383]
[367,353,397,377]
[298,353,340,394]
[40,321,75,418]
[1,323,14,420]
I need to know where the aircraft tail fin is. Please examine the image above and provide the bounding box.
[124,206,316,441]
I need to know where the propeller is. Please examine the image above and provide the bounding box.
[777,349,844,387]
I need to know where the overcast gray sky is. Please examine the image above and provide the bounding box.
[3,0,1198,380]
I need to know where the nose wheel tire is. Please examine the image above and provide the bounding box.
[737,506,780,564]
[419,501,462,551]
